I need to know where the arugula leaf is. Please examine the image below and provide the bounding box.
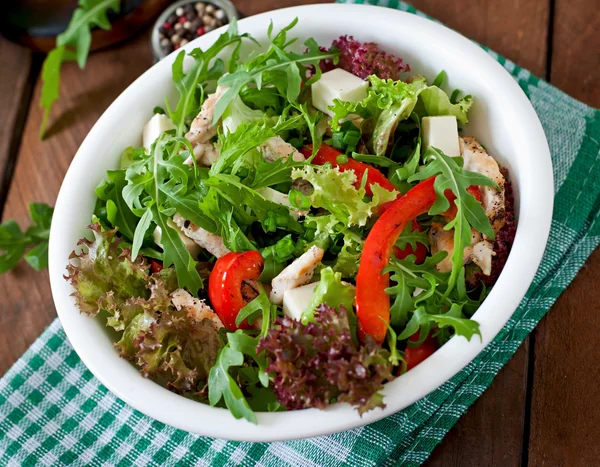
[39,0,121,138]
[228,331,269,386]
[95,170,138,241]
[213,19,339,123]
[429,303,481,341]
[208,344,257,423]
[205,173,302,234]
[408,147,496,294]
[167,19,247,136]
[395,222,429,251]
[0,203,53,273]
[151,206,202,294]
[131,208,152,260]
[249,155,305,189]
[235,284,276,338]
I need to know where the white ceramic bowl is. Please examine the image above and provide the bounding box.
[49,4,553,442]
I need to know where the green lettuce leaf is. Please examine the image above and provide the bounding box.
[329,75,426,155]
[292,165,397,227]
[415,85,473,124]
[302,267,355,324]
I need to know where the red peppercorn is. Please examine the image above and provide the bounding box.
[178,16,187,24]
[162,22,172,30]
[174,44,181,50]
[196,26,206,35]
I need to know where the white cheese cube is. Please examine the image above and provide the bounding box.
[422,116,460,157]
[311,68,369,117]
[153,220,201,257]
[142,114,176,152]
[282,282,319,321]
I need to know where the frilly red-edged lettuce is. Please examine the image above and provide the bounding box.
[258,304,394,415]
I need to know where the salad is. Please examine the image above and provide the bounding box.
[65,19,516,422]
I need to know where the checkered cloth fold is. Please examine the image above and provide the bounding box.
[1,1,599,465]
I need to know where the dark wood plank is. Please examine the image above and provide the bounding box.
[0,32,153,376]
[528,2,600,459]
[0,37,34,209]
[412,0,551,465]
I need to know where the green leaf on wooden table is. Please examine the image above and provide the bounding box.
[0,203,53,273]
[39,0,121,139]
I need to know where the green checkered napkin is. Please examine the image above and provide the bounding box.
[1,0,599,465]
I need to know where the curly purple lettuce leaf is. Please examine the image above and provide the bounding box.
[316,35,410,80]
[258,304,394,415]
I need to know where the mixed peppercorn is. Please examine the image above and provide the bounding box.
[158,2,229,54]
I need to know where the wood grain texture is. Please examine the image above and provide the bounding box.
[0,32,153,376]
[528,0,600,463]
[413,0,550,464]
[0,37,34,210]
[235,0,330,17]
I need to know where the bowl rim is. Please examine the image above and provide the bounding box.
[49,3,554,442]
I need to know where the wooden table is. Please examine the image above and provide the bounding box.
[0,0,598,465]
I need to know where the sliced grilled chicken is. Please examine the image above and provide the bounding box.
[260,136,305,162]
[172,213,230,258]
[269,246,324,305]
[470,240,495,276]
[170,288,223,331]
[429,222,482,273]
[460,137,506,233]
[185,86,227,166]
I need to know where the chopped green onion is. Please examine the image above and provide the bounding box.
[288,189,311,210]
[432,70,447,88]
[336,154,349,164]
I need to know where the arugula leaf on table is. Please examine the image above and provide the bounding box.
[212,19,339,123]
[39,0,121,138]
[408,147,497,295]
[0,203,53,273]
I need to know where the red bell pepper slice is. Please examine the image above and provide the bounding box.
[301,144,397,196]
[393,219,427,264]
[149,259,163,274]
[405,333,438,370]
[208,250,264,331]
[356,177,438,343]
